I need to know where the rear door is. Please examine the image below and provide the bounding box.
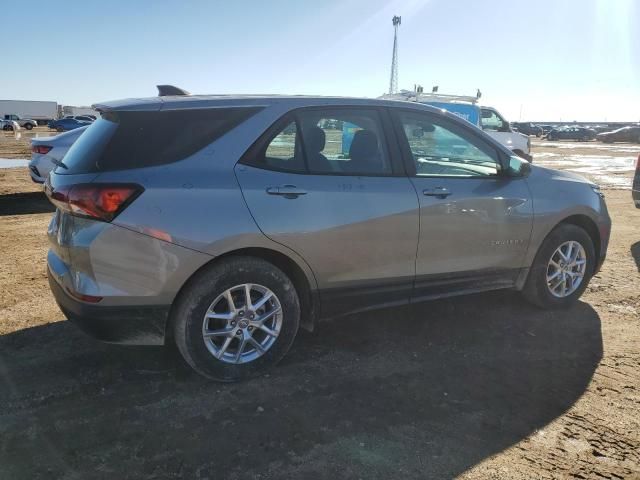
[391,108,533,299]
[235,107,420,317]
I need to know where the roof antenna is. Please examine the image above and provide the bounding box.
[157,85,190,96]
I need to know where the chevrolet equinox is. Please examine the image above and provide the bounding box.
[45,89,611,381]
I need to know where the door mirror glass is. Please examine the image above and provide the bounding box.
[506,155,531,177]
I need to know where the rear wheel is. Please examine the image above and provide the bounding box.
[24,123,33,130]
[172,256,300,381]
[522,224,595,308]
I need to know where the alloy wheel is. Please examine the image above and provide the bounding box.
[202,284,282,364]
[546,241,587,298]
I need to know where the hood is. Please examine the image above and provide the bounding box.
[530,164,595,187]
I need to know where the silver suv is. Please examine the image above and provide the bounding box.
[45,91,611,381]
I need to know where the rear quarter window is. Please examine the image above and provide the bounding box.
[59,107,262,174]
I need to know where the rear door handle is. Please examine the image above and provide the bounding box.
[423,187,451,198]
[266,185,308,198]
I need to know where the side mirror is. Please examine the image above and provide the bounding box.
[499,122,511,133]
[505,155,531,177]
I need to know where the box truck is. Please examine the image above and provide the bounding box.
[0,100,58,125]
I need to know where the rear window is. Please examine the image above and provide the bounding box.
[59,107,261,174]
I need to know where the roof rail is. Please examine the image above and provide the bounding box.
[157,85,190,97]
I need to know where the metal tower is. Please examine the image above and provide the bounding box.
[389,15,401,94]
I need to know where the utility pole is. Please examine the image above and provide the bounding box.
[389,15,401,94]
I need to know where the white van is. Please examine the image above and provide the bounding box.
[381,91,532,161]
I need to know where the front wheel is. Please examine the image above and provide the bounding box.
[522,224,595,309]
[172,256,300,381]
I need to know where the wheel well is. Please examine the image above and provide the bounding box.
[559,214,601,266]
[166,247,317,342]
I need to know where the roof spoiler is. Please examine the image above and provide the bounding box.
[157,85,190,96]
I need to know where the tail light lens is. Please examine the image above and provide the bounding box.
[47,183,143,222]
[32,145,52,154]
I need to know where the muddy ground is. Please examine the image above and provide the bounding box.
[0,139,639,479]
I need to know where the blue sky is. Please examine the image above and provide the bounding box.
[1,0,638,121]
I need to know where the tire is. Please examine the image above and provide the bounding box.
[172,256,300,381]
[24,123,33,130]
[547,134,555,141]
[581,135,590,142]
[56,126,64,132]
[522,224,595,309]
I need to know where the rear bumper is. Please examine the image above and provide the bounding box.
[29,166,45,183]
[48,268,169,345]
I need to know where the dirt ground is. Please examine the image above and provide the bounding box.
[0,139,639,479]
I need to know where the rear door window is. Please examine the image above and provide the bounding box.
[242,108,393,176]
[59,107,262,174]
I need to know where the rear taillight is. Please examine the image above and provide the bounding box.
[47,183,143,222]
[32,145,52,154]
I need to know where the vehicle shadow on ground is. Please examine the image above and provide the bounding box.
[0,292,602,479]
[0,192,54,216]
[631,241,640,272]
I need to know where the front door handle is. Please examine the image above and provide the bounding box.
[423,187,451,199]
[266,185,308,198]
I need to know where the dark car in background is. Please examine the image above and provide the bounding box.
[540,125,554,135]
[512,122,543,137]
[546,126,596,141]
[48,118,92,132]
[597,126,640,144]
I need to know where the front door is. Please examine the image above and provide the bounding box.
[235,107,420,316]
[391,108,533,299]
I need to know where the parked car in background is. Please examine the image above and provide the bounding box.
[512,122,543,137]
[3,114,37,130]
[29,126,88,183]
[596,126,640,144]
[546,126,596,141]
[63,115,97,122]
[48,117,92,132]
[540,125,554,135]
[0,119,20,131]
[45,90,610,381]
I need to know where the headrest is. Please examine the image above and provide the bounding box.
[349,129,379,160]
[304,126,326,153]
